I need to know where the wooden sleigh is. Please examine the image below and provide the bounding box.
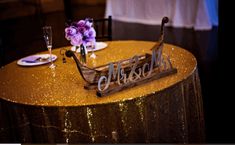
[66,17,177,97]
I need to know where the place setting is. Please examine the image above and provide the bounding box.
[17,26,57,67]
[17,54,57,66]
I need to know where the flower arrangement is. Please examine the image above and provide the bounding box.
[65,18,96,53]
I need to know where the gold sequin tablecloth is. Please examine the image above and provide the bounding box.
[0,40,205,143]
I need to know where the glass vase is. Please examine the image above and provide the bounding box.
[79,44,87,64]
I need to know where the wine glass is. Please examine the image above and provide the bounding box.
[90,41,97,59]
[87,18,97,59]
[42,26,56,69]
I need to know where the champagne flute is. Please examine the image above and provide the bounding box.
[88,18,97,59]
[42,26,56,69]
[90,41,97,59]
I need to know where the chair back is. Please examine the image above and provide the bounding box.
[93,16,112,41]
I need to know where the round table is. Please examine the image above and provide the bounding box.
[0,40,205,143]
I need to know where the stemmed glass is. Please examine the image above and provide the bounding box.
[42,26,56,69]
[88,18,97,59]
[90,41,97,59]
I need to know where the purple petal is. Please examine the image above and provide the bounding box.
[65,26,77,40]
[70,33,83,46]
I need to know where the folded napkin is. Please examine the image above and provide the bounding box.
[22,56,41,63]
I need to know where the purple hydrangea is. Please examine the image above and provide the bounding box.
[65,18,96,46]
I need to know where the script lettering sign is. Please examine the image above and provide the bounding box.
[97,46,177,97]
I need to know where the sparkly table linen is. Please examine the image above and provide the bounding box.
[0,41,204,143]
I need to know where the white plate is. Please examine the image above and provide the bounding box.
[72,42,108,53]
[92,42,108,51]
[17,54,57,66]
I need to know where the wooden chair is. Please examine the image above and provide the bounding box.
[93,16,112,41]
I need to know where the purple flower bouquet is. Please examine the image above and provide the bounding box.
[65,18,96,54]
